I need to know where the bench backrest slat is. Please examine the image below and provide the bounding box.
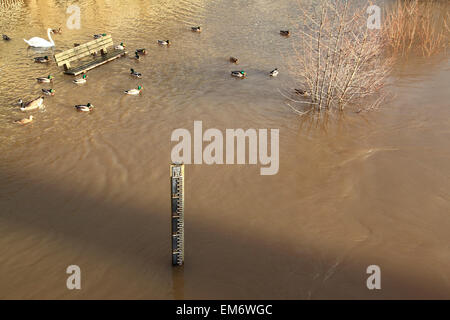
[54,35,114,67]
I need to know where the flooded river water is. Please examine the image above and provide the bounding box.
[0,0,449,299]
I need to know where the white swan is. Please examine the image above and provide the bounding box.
[24,28,55,48]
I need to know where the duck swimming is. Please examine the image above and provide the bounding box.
[114,42,126,50]
[231,71,246,78]
[14,115,34,125]
[75,103,94,112]
[73,74,87,84]
[230,57,239,64]
[36,75,53,83]
[158,40,170,46]
[130,69,142,78]
[19,97,44,111]
[134,51,140,60]
[94,33,107,39]
[34,56,49,63]
[124,85,143,95]
[270,68,279,77]
[42,88,55,96]
[191,26,201,32]
[294,88,309,96]
[136,48,148,55]
[2,34,11,41]
[280,30,290,36]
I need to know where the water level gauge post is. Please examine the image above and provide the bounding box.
[170,163,185,266]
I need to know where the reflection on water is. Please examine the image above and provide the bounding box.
[0,0,449,299]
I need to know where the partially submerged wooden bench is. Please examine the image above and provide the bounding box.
[54,35,126,76]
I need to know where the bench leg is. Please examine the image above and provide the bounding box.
[64,62,71,71]
[101,48,108,55]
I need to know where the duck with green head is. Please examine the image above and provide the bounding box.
[231,70,246,78]
[94,33,107,39]
[34,56,49,63]
[42,88,55,96]
[75,103,94,112]
[124,85,143,95]
[73,74,87,84]
[115,42,126,50]
[36,75,53,83]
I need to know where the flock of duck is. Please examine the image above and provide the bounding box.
[2,26,292,125]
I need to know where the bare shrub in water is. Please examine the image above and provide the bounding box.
[383,0,449,57]
[286,0,392,114]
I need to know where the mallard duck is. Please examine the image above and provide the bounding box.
[14,115,33,125]
[280,30,290,36]
[294,88,309,96]
[134,51,140,60]
[2,34,11,41]
[42,88,55,96]
[36,75,53,83]
[230,57,238,64]
[19,97,44,111]
[73,74,87,84]
[191,26,201,32]
[136,48,148,55]
[231,70,246,78]
[270,68,279,77]
[34,56,49,63]
[114,42,126,50]
[130,68,142,78]
[51,27,62,34]
[93,33,107,39]
[158,40,170,46]
[75,103,94,112]
[124,85,143,95]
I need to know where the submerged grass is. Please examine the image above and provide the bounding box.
[286,0,392,115]
[286,0,448,117]
[383,0,449,57]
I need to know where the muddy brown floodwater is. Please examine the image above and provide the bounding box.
[0,0,449,299]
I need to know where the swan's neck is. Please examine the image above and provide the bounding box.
[47,29,54,46]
